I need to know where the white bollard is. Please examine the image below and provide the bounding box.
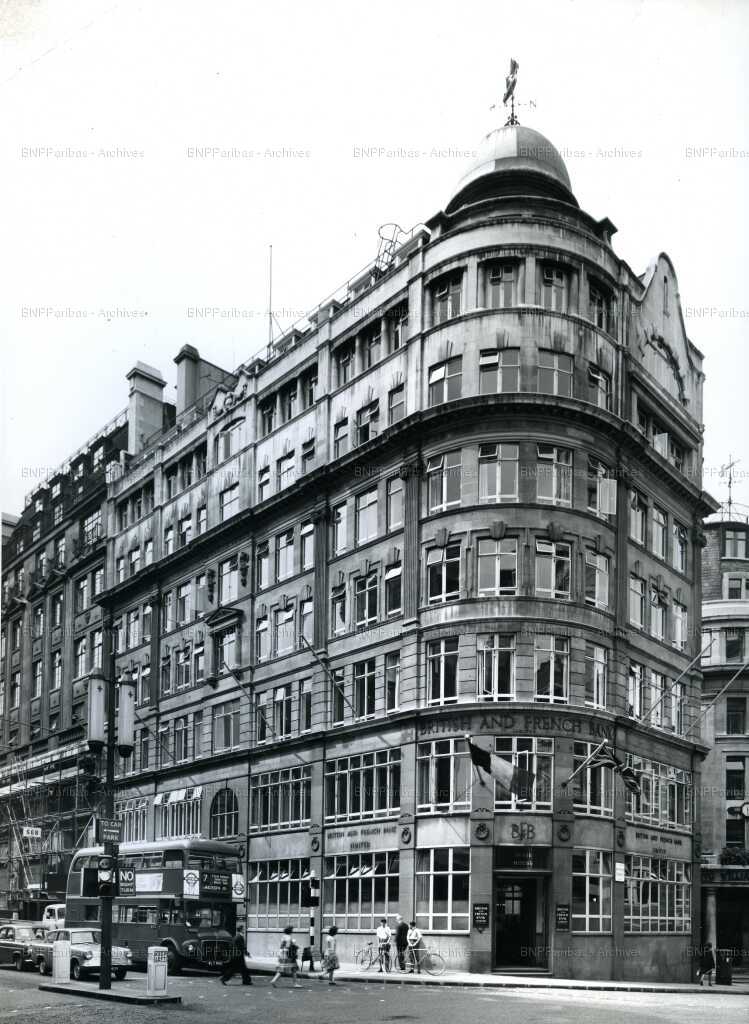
[146,946,169,996]
[52,940,71,984]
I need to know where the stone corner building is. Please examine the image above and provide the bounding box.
[1,121,718,980]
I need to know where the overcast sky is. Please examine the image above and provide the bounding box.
[2,0,748,518]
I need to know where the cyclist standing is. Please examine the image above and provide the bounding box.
[406,921,422,973]
[375,918,392,972]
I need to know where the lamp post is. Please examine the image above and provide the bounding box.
[86,663,135,990]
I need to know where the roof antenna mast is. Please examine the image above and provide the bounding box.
[268,244,273,352]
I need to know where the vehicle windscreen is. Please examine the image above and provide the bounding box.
[70,931,101,944]
[184,905,233,929]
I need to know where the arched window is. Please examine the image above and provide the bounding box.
[210,788,239,839]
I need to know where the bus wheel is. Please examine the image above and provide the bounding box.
[166,949,182,975]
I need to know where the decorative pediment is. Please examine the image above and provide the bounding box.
[204,605,245,632]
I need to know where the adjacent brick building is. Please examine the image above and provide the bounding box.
[700,518,749,968]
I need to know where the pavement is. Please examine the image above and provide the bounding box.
[38,981,181,1004]
[247,955,749,995]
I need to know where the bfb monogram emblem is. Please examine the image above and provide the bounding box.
[511,823,535,842]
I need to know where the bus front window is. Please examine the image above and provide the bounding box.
[184,904,234,930]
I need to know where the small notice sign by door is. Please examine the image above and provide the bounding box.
[555,903,570,931]
[472,902,490,932]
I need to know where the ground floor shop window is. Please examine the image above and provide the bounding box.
[624,856,691,933]
[247,858,310,929]
[323,851,399,931]
[494,737,553,811]
[324,749,401,823]
[572,848,612,933]
[250,766,311,832]
[415,846,470,932]
[572,741,614,817]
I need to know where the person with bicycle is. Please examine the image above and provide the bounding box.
[375,918,392,973]
[406,921,422,973]
[394,914,408,971]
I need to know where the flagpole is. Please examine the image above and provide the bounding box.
[681,655,749,741]
[638,639,715,728]
[560,738,608,789]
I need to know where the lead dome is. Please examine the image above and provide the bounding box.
[447,124,578,212]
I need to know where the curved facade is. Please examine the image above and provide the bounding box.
[1,123,717,980]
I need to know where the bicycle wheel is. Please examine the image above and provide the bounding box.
[423,951,446,977]
[357,946,374,971]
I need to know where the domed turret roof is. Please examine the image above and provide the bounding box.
[446,124,577,212]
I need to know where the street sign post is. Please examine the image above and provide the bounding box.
[95,818,123,845]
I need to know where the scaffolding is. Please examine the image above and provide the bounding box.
[0,746,99,908]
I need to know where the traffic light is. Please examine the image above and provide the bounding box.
[301,876,320,908]
[97,855,117,898]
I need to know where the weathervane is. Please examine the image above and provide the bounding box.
[489,59,520,126]
[503,58,519,125]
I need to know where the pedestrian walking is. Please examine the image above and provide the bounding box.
[406,921,422,974]
[270,926,302,988]
[221,926,253,985]
[697,942,715,986]
[376,917,392,972]
[318,926,339,985]
[394,914,408,971]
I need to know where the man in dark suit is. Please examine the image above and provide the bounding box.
[221,926,253,985]
[394,914,409,971]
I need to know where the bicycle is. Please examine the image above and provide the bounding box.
[356,941,392,973]
[401,946,446,977]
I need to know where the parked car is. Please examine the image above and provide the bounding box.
[0,922,44,971]
[33,928,132,981]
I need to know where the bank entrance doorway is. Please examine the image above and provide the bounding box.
[494,876,548,969]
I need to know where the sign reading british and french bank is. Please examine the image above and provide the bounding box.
[417,711,615,741]
[325,822,399,854]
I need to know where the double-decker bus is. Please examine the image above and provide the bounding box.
[65,839,245,973]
